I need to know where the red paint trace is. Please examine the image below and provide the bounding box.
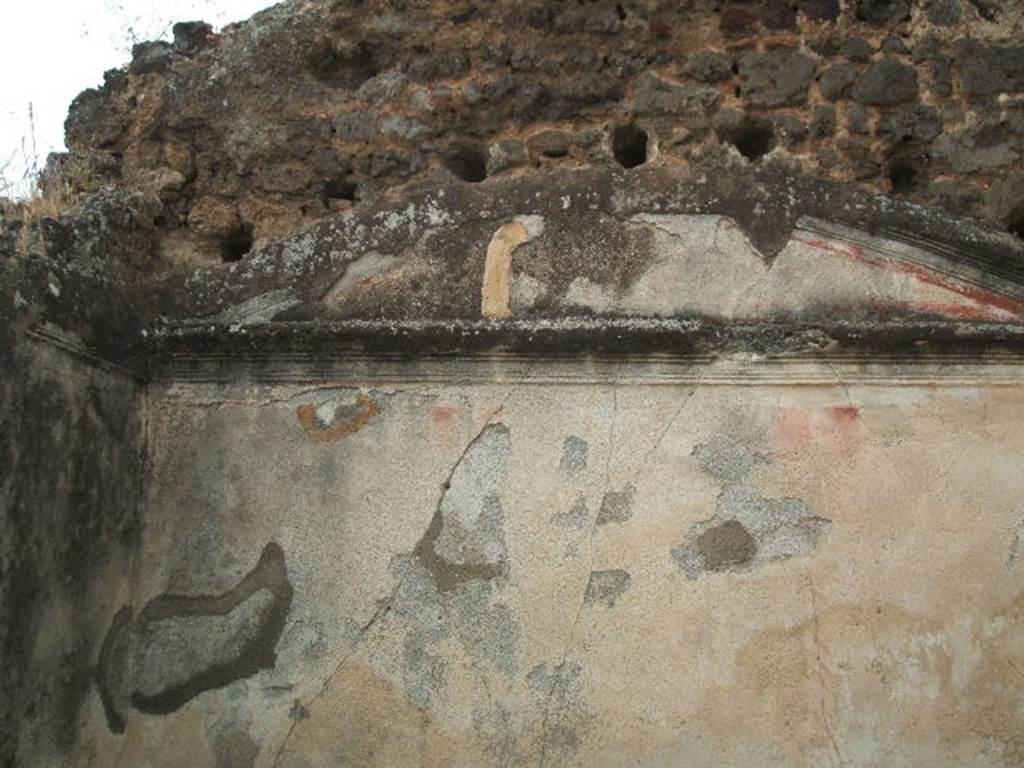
[793,235,1024,321]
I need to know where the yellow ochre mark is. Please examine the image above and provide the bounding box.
[296,394,379,444]
[481,221,529,319]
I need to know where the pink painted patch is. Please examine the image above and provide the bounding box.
[823,405,861,455]
[773,407,812,453]
[432,405,457,427]
[773,404,861,455]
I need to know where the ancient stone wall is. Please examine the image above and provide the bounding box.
[16,0,1024,270]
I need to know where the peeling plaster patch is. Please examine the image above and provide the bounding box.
[295,393,379,444]
[696,520,758,571]
[482,221,530,319]
[379,423,521,700]
[528,661,593,764]
[418,424,512,589]
[693,435,760,483]
[559,436,589,475]
[596,484,636,526]
[214,289,300,326]
[672,439,830,578]
[583,570,631,607]
[1007,517,1024,568]
[472,701,520,767]
[401,630,447,708]
[552,496,590,530]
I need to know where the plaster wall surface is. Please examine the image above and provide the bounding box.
[80,365,1024,767]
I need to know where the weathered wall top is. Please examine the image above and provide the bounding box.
[3,0,1022,273]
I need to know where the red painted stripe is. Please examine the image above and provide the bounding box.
[793,235,1024,320]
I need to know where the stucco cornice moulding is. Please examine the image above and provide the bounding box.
[136,317,1024,385]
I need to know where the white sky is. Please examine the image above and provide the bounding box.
[1,0,271,198]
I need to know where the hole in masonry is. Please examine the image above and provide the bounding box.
[1008,204,1024,240]
[220,222,254,263]
[323,178,358,201]
[611,123,648,168]
[888,161,917,195]
[444,144,488,183]
[306,38,379,87]
[720,116,775,161]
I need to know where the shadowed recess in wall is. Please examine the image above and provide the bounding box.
[96,542,293,731]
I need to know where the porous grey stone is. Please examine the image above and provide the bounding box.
[851,59,918,105]
[129,41,174,75]
[877,104,942,143]
[811,105,837,139]
[487,139,528,174]
[927,0,962,25]
[333,111,379,142]
[358,71,408,104]
[553,3,623,34]
[842,37,874,62]
[775,114,808,145]
[739,49,816,108]
[684,51,733,83]
[368,148,426,178]
[932,124,1019,173]
[528,130,572,158]
[856,0,912,25]
[818,63,857,101]
[882,36,910,54]
[633,72,720,116]
[954,40,1024,97]
[380,115,429,141]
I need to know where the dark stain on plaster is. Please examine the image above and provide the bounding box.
[697,520,758,571]
[596,484,636,525]
[131,542,293,715]
[415,506,506,593]
[95,606,133,733]
[295,392,379,444]
[96,542,293,729]
[212,724,260,768]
